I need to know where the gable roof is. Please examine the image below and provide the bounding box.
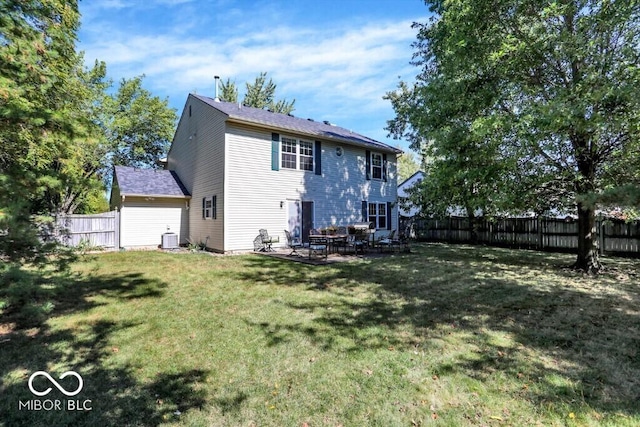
[398,170,425,190]
[191,94,402,154]
[113,166,190,198]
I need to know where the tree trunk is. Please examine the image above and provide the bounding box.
[572,127,602,274]
[574,201,602,274]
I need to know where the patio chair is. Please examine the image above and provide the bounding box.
[377,229,397,252]
[253,235,264,251]
[259,229,279,252]
[351,230,369,255]
[332,226,349,254]
[284,230,303,256]
[308,234,328,260]
[342,234,358,255]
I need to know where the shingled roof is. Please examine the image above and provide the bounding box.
[191,94,402,154]
[113,166,190,198]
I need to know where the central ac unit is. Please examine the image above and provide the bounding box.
[161,232,178,249]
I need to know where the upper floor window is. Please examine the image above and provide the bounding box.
[281,137,313,171]
[299,140,313,171]
[371,152,383,180]
[281,137,297,169]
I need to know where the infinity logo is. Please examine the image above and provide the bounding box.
[28,371,84,397]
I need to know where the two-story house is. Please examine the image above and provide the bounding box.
[112,93,401,252]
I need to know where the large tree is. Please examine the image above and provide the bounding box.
[219,72,296,114]
[105,76,177,169]
[0,0,82,264]
[387,0,640,273]
[36,66,178,215]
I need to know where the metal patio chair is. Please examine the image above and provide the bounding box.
[284,229,303,256]
[258,229,279,251]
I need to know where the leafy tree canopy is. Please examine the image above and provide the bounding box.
[0,0,81,265]
[386,0,640,273]
[396,147,421,184]
[0,0,178,273]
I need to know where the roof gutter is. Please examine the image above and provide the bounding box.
[121,193,192,199]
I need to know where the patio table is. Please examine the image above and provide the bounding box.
[309,234,348,254]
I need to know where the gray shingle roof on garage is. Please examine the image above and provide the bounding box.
[192,94,403,154]
[113,166,190,197]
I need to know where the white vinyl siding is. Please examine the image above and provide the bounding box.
[224,123,399,251]
[167,95,399,252]
[167,95,226,250]
[120,197,188,247]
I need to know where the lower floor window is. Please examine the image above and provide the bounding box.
[203,195,217,219]
[368,202,387,229]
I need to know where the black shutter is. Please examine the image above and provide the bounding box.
[202,197,206,219]
[314,140,321,175]
[365,150,371,180]
[382,153,388,182]
[387,201,392,230]
[212,195,217,219]
[271,133,280,171]
[362,201,368,222]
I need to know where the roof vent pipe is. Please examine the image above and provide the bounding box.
[214,75,220,102]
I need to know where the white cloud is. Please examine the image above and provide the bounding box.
[78,4,424,145]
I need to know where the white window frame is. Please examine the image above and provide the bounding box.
[281,136,313,171]
[203,197,213,219]
[299,140,313,171]
[203,196,218,219]
[371,152,383,180]
[368,202,387,230]
[281,137,297,169]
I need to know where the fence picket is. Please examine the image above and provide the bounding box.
[401,216,640,257]
[53,210,119,249]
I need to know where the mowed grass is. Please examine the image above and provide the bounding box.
[1,243,639,426]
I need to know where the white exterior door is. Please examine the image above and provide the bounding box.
[287,200,302,240]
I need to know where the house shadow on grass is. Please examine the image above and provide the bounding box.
[237,243,640,419]
[0,268,206,426]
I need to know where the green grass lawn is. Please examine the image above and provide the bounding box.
[1,243,639,426]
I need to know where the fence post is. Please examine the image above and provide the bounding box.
[538,217,543,250]
[598,218,604,255]
[114,209,120,249]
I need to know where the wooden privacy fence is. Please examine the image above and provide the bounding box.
[401,216,640,257]
[54,210,119,249]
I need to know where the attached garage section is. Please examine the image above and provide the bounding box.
[120,197,189,248]
[110,166,192,249]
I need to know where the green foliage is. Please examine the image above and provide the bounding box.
[0,0,82,265]
[396,147,420,183]
[106,76,177,169]
[0,263,59,327]
[75,188,110,214]
[53,69,176,215]
[387,0,640,272]
[187,241,203,252]
[219,77,239,103]
[219,72,295,114]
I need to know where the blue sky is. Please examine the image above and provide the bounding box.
[77,0,431,152]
